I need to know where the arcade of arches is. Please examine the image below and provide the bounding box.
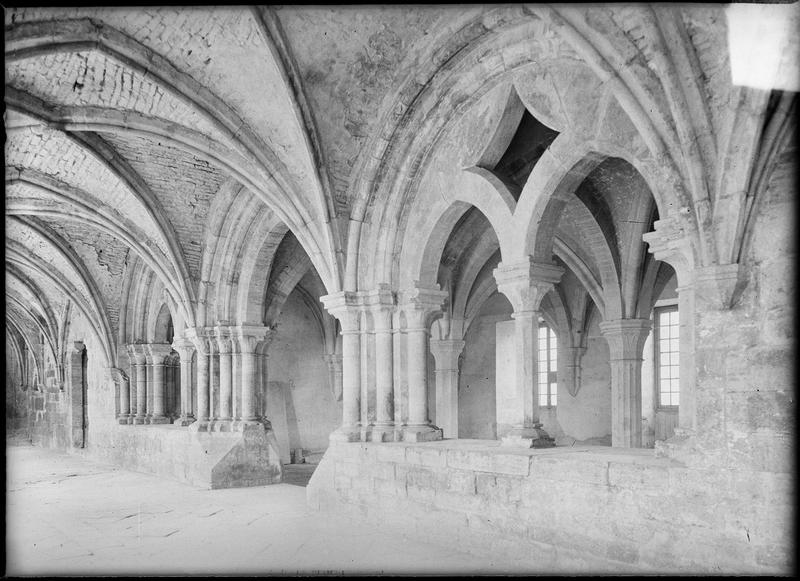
[4,5,796,574]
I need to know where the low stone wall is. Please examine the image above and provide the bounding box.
[89,423,283,489]
[307,439,792,574]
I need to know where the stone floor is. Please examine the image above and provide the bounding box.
[5,441,528,576]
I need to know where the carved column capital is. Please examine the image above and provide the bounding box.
[399,283,448,330]
[171,337,195,361]
[233,324,271,354]
[145,343,173,365]
[643,215,696,286]
[185,328,212,356]
[599,319,652,360]
[321,291,363,331]
[429,339,466,370]
[493,258,563,313]
[364,284,396,330]
[215,331,232,355]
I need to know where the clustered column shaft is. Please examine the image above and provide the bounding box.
[322,285,447,444]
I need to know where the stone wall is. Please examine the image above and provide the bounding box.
[308,440,793,574]
[89,423,283,489]
[268,289,341,463]
[553,309,612,444]
[458,295,510,438]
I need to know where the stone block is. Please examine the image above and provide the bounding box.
[724,347,793,392]
[490,452,531,476]
[375,444,407,463]
[446,469,476,495]
[668,466,731,497]
[729,470,794,507]
[725,390,792,433]
[607,461,669,493]
[433,490,483,514]
[446,449,492,472]
[726,432,793,473]
[405,446,446,468]
[476,473,524,504]
[335,460,360,478]
[406,483,436,505]
[532,455,609,486]
[445,448,531,476]
[369,460,397,481]
[350,473,373,493]
[334,442,363,461]
[404,465,437,488]
[333,474,351,491]
[373,476,406,498]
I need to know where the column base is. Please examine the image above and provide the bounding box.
[401,424,443,442]
[207,420,235,432]
[329,426,362,443]
[366,424,397,442]
[174,416,196,427]
[188,420,212,432]
[149,416,171,425]
[132,416,148,425]
[500,425,555,448]
[117,416,132,425]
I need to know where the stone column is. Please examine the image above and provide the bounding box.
[235,325,270,425]
[399,285,447,442]
[216,328,233,425]
[231,335,242,422]
[321,292,363,442]
[172,339,196,426]
[599,319,652,448]
[146,344,172,424]
[493,258,563,448]
[208,337,219,421]
[429,339,465,439]
[164,360,174,418]
[127,346,138,419]
[190,331,210,426]
[131,345,148,425]
[256,335,274,424]
[367,286,396,442]
[68,341,86,448]
[112,368,131,424]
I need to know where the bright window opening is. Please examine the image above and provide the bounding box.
[655,306,680,407]
[538,324,557,407]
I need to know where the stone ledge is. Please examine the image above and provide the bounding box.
[91,423,282,489]
[308,439,792,574]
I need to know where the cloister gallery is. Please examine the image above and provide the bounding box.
[4,4,796,575]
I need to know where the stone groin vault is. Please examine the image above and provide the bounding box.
[4,5,796,574]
